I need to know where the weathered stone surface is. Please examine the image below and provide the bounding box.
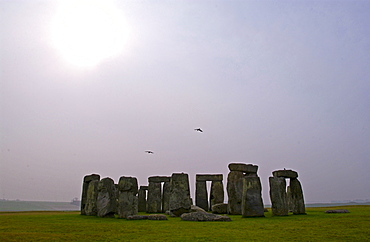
[210,181,224,210]
[117,176,138,219]
[147,182,162,213]
[180,211,232,221]
[148,176,171,183]
[162,181,171,213]
[272,169,298,179]
[196,174,223,182]
[227,171,244,215]
[138,187,147,212]
[84,180,99,216]
[269,176,288,216]
[228,163,258,173]
[190,205,208,213]
[290,178,306,215]
[325,209,349,213]
[195,181,208,211]
[286,186,293,212]
[81,174,100,215]
[212,203,228,214]
[148,214,168,220]
[242,177,264,217]
[127,215,148,220]
[97,177,117,217]
[169,173,192,216]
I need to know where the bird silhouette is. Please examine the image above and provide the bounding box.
[194,128,203,132]
[145,150,154,154]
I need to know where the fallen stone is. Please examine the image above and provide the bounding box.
[126,215,149,220]
[325,209,350,213]
[190,205,208,213]
[212,203,228,214]
[181,211,231,221]
[148,214,168,220]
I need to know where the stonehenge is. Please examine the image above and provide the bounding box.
[269,169,306,216]
[80,163,306,220]
[195,174,224,211]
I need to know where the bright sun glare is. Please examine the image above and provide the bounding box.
[51,0,129,68]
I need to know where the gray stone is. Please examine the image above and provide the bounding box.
[84,180,99,216]
[138,187,147,212]
[148,176,171,183]
[286,186,293,211]
[325,209,349,213]
[195,181,208,211]
[273,169,298,179]
[169,173,192,216]
[81,174,100,215]
[180,211,232,221]
[117,176,138,219]
[211,203,228,214]
[190,205,208,213]
[162,181,171,213]
[127,215,149,220]
[269,176,288,216]
[242,177,264,217]
[196,174,223,182]
[228,163,258,173]
[147,182,162,213]
[290,178,306,215]
[210,181,224,210]
[97,177,117,217]
[148,214,168,220]
[227,171,244,215]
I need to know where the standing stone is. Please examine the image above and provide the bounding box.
[138,186,148,212]
[290,178,306,215]
[147,182,162,213]
[210,181,224,211]
[286,186,293,212]
[195,181,208,211]
[117,176,138,219]
[85,180,99,216]
[269,177,288,216]
[81,174,100,215]
[97,177,117,217]
[242,177,264,217]
[227,171,244,214]
[162,181,171,213]
[169,173,192,216]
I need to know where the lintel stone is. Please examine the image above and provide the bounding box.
[272,170,298,179]
[148,176,171,183]
[196,174,223,182]
[228,163,258,173]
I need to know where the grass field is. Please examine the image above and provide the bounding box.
[1,205,369,241]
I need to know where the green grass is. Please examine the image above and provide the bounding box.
[1,206,369,241]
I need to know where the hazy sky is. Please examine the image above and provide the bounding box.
[1,0,369,203]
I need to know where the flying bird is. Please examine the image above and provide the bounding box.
[145,150,154,154]
[194,128,203,132]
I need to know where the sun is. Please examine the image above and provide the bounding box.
[51,0,129,68]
